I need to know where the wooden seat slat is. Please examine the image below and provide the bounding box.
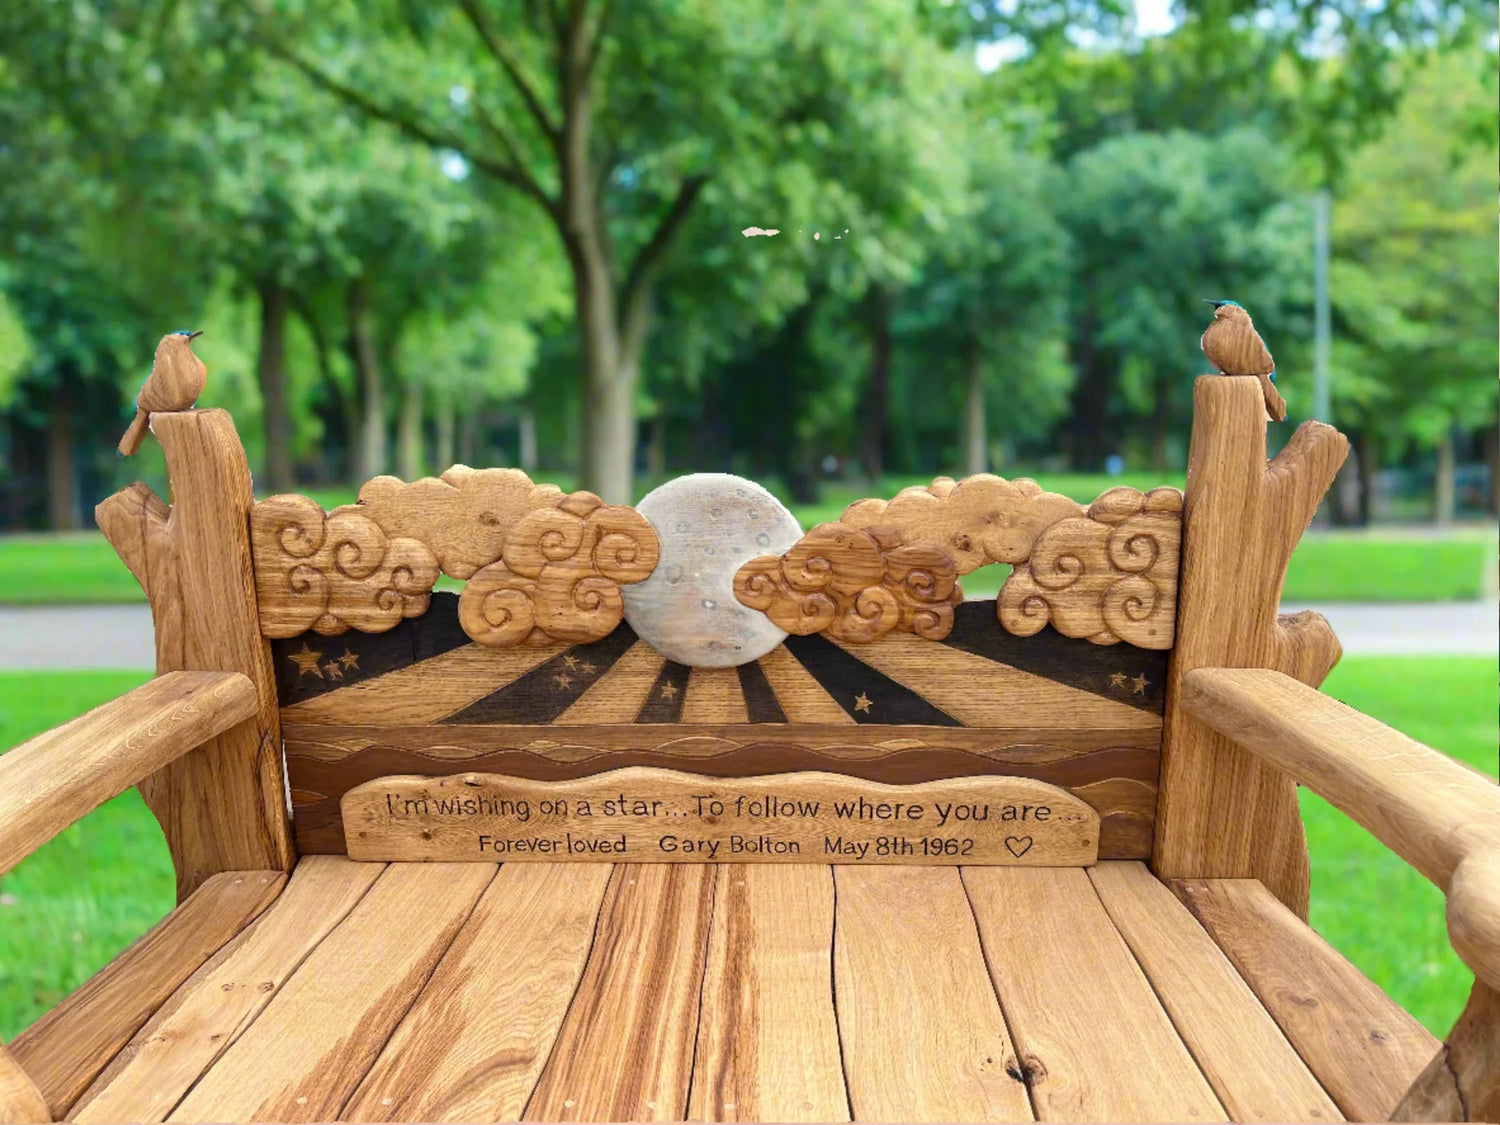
[833,865,1034,1122]
[342,862,613,1123]
[524,864,716,1122]
[167,862,495,1122]
[71,856,384,1124]
[963,865,1227,1122]
[1172,877,1440,1123]
[1087,861,1342,1122]
[688,865,848,1122]
[10,870,285,1118]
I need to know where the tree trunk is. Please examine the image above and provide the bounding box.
[1356,428,1378,525]
[458,410,477,467]
[961,333,986,476]
[397,378,423,482]
[518,407,538,475]
[46,381,77,530]
[434,388,455,471]
[1434,427,1456,526]
[1484,422,1498,518]
[859,287,894,485]
[348,279,385,481]
[1065,305,1120,472]
[293,294,353,484]
[1150,372,1174,473]
[256,278,295,493]
[647,412,667,481]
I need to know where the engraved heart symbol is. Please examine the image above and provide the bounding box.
[1004,836,1034,858]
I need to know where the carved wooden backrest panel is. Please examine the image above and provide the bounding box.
[252,468,1183,863]
[251,470,1182,652]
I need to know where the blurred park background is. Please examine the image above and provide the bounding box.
[0,0,1497,1044]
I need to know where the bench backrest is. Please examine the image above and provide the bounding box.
[248,468,1183,861]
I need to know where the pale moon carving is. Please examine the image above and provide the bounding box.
[622,474,803,667]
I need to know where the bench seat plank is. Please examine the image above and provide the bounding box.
[1087,862,1341,1122]
[689,865,847,1122]
[525,864,716,1122]
[71,857,384,1123]
[9,870,285,1118]
[168,862,495,1122]
[1172,877,1439,1123]
[964,866,1226,1122]
[834,865,1033,1122]
[342,863,614,1122]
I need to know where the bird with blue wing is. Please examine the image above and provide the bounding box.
[118,330,208,456]
[1200,300,1286,421]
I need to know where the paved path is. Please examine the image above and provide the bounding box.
[1,600,1495,670]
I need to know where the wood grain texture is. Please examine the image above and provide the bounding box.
[689,865,847,1123]
[554,642,664,724]
[96,409,295,898]
[458,492,659,648]
[1154,377,1348,920]
[1172,876,1438,1122]
[832,631,1161,730]
[832,865,1033,1122]
[118,333,207,456]
[281,642,564,725]
[1390,979,1500,1124]
[1183,665,1500,989]
[753,645,854,723]
[525,864,715,1122]
[10,870,283,1118]
[251,494,440,637]
[1087,861,1340,1122]
[347,466,564,580]
[681,667,750,725]
[342,769,1099,866]
[0,672,256,875]
[70,857,382,1124]
[998,485,1182,649]
[167,862,494,1123]
[964,865,1226,1122]
[286,723,1158,860]
[343,863,613,1123]
[0,1046,48,1125]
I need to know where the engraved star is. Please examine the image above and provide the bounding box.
[324,662,344,681]
[660,682,679,700]
[576,660,596,675]
[1132,674,1149,695]
[338,652,360,672]
[853,692,873,714]
[563,655,579,670]
[288,643,324,679]
[1109,671,1128,690]
[554,672,574,690]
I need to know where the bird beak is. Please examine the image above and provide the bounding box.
[186,330,203,339]
[1202,299,1226,308]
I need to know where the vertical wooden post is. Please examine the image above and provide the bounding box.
[96,410,294,900]
[0,1043,49,1124]
[1153,377,1347,918]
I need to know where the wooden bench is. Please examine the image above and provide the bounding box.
[1,376,1496,1123]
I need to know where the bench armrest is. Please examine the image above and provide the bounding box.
[0,671,258,877]
[1181,666,1500,990]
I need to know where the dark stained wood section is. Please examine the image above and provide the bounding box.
[50,856,1423,1122]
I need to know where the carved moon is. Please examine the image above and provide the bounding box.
[622,474,803,667]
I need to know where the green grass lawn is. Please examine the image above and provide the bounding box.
[0,657,1494,1040]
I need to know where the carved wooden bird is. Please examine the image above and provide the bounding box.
[1200,300,1286,422]
[118,331,207,456]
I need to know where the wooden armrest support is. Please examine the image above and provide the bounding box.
[0,672,258,877]
[1182,666,1500,990]
[0,1042,49,1124]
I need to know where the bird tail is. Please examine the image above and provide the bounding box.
[118,408,150,456]
[1259,373,1288,422]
